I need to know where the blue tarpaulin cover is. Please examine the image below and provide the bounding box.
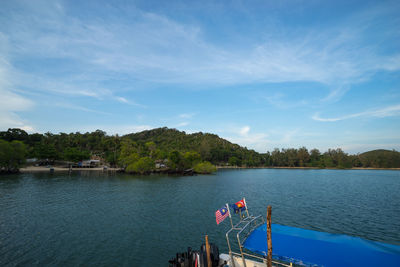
[243,224,400,267]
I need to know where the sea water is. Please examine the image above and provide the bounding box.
[1,169,399,266]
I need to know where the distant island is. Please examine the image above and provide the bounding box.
[1,127,399,174]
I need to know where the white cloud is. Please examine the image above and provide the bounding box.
[216,126,314,152]
[114,96,145,107]
[176,122,189,127]
[239,126,250,136]
[0,55,33,111]
[226,132,270,152]
[312,104,400,122]
[0,88,33,112]
[52,102,111,115]
[0,112,35,132]
[281,129,299,144]
[321,85,351,103]
[179,113,195,119]
[0,52,35,131]
[215,125,270,152]
[115,96,128,103]
[378,54,400,72]
[263,92,309,109]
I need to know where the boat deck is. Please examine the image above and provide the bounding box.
[243,223,400,267]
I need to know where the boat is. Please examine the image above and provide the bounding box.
[169,202,400,267]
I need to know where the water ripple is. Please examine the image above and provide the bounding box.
[0,169,399,266]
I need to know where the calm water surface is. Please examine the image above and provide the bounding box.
[1,169,399,266]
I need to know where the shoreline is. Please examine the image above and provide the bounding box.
[17,166,400,173]
[18,166,203,175]
[20,166,122,172]
[216,166,400,170]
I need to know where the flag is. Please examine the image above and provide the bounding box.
[235,199,246,209]
[231,199,247,214]
[215,206,229,225]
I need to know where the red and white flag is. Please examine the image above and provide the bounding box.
[235,199,246,209]
[215,205,230,225]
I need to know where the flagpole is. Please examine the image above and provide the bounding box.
[243,197,250,218]
[226,203,234,228]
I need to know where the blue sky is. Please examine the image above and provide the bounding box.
[1,0,399,153]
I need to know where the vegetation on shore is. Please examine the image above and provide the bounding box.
[0,127,399,174]
[0,139,26,173]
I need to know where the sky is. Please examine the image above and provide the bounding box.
[0,0,399,154]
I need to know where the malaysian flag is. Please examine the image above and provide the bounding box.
[215,205,230,225]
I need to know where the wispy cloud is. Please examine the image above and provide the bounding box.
[176,122,189,127]
[0,87,33,112]
[114,96,145,107]
[179,113,195,119]
[321,85,351,103]
[115,96,128,103]
[312,104,400,122]
[0,112,34,132]
[52,102,112,115]
[0,54,35,131]
[263,92,309,109]
[281,129,299,144]
[239,126,250,136]
[2,0,399,93]
[171,113,196,128]
[12,72,146,106]
[217,125,270,151]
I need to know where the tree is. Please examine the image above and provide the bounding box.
[228,156,241,166]
[119,139,138,158]
[183,151,202,168]
[271,148,284,166]
[168,150,184,170]
[310,149,321,167]
[126,157,154,174]
[33,143,59,160]
[27,133,43,147]
[145,141,157,158]
[285,148,298,167]
[0,128,29,142]
[0,140,26,172]
[118,139,140,167]
[63,148,90,162]
[337,150,352,169]
[193,161,217,174]
[323,154,334,168]
[297,147,310,167]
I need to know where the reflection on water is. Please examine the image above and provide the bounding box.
[0,169,399,266]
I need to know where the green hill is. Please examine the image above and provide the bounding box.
[358,149,400,168]
[124,127,264,166]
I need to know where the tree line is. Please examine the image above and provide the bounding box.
[0,127,399,173]
[260,148,400,168]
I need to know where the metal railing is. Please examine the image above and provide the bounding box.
[225,213,293,267]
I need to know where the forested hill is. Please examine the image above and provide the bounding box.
[124,127,263,166]
[358,150,400,168]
